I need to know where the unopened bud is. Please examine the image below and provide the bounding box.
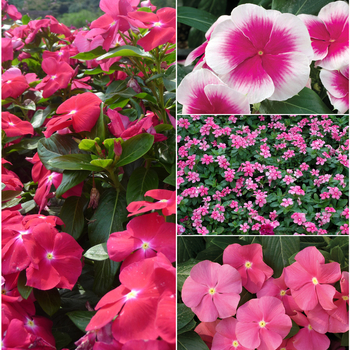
[127,78,142,94]
[114,140,122,158]
[88,187,100,209]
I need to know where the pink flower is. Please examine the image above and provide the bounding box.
[291,212,306,225]
[281,198,294,207]
[2,112,34,137]
[259,223,274,235]
[212,318,251,350]
[239,223,250,233]
[177,69,250,114]
[223,243,273,294]
[235,296,292,350]
[2,67,29,100]
[320,65,349,113]
[195,320,220,349]
[284,246,341,311]
[205,4,313,103]
[299,1,349,70]
[182,260,242,322]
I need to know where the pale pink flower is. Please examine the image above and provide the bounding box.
[223,243,273,294]
[235,296,292,350]
[284,246,341,311]
[291,212,306,225]
[281,198,294,207]
[206,4,313,103]
[182,260,242,322]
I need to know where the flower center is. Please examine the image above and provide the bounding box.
[58,51,63,56]
[159,199,168,203]
[142,242,149,250]
[153,21,162,27]
[308,324,312,330]
[126,290,138,300]
[8,122,15,126]
[280,290,286,296]
[245,261,252,269]
[69,110,76,115]
[259,320,266,328]
[258,50,264,56]
[51,75,56,80]
[27,320,35,327]
[312,277,318,285]
[48,174,54,181]
[6,80,12,84]
[342,296,349,301]
[2,289,6,295]
[46,253,53,260]
[110,21,116,27]
[232,340,239,348]
[281,348,286,350]
[208,288,216,295]
[329,39,335,42]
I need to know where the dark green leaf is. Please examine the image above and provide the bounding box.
[52,331,71,350]
[178,319,196,334]
[262,236,300,277]
[60,196,87,240]
[88,188,128,246]
[37,134,82,173]
[272,0,330,15]
[178,237,205,263]
[330,246,345,266]
[31,105,53,128]
[286,320,300,338]
[96,45,154,61]
[115,133,154,167]
[66,311,96,332]
[17,270,33,300]
[177,6,217,32]
[84,243,109,261]
[239,0,271,6]
[341,331,349,346]
[196,245,224,264]
[177,258,201,291]
[163,164,175,186]
[56,170,90,197]
[178,331,209,350]
[260,88,332,114]
[178,304,195,330]
[48,154,104,172]
[2,190,21,201]
[34,288,60,316]
[93,259,120,296]
[126,167,159,205]
[71,47,106,60]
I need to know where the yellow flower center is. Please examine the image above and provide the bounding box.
[51,75,56,80]
[27,320,35,327]
[258,51,264,56]
[159,199,168,203]
[2,289,6,295]
[259,320,266,328]
[245,261,252,269]
[69,110,76,115]
[46,253,53,260]
[48,174,54,181]
[280,290,286,296]
[281,348,286,350]
[308,324,312,330]
[126,290,138,300]
[6,80,12,84]
[232,340,239,348]
[208,288,216,295]
[8,122,14,126]
[142,242,150,250]
[342,295,349,301]
[154,21,162,27]
[312,277,318,285]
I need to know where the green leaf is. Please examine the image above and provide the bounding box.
[84,243,109,261]
[178,331,209,350]
[163,164,175,186]
[56,170,90,197]
[341,331,349,346]
[126,167,159,205]
[272,0,330,15]
[2,190,21,202]
[239,0,271,6]
[115,133,154,167]
[17,270,33,300]
[177,258,201,291]
[37,134,82,172]
[178,304,195,330]
[178,319,196,335]
[34,288,60,316]
[178,237,206,263]
[48,154,104,172]
[262,236,300,277]
[154,124,173,132]
[177,6,217,32]
[96,45,154,61]
[66,311,96,332]
[88,188,128,246]
[93,259,120,296]
[31,105,52,128]
[286,320,300,338]
[71,47,107,60]
[60,196,88,240]
[90,159,113,169]
[260,88,332,114]
[78,139,96,152]
[22,14,31,25]
[330,246,345,266]
[52,331,71,350]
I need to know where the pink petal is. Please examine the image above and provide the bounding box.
[185,42,207,66]
[291,283,318,311]
[128,212,164,241]
[215,264,242,294]
[107,230,137,262]
[190,260,220,286]
[307,304,329,334]
[262,52,310,101]
[192,293,219,322]
[265,314,292,337]
[294,327,330,350]
[295,246,324,275]
[220,54,274,103]
[245,266,268,293]
[26,259,60,290]
[182,277,208,308]
[317,261,341,284]
[258,327,283,350]
[213,293,240,318]
[320,67,349,98]
[259,296,286,323]
[284,262,313,291]
[206,18,257,74]
[327,91,349,114]
[316,284,337,310]
[236,321,261,349]
[52,256,82,289]
[236,298,263,323]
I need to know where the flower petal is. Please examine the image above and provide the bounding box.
[182,276,209,308]
[316,284,337,310]
[213,292,240,319]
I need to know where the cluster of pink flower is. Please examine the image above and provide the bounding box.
[182,244,348,350]
[2,211,82,348]
[177,2,349,114]
[177,115,349,235]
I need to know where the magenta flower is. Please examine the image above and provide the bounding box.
[177,68,250,114]
[182,260,242,322]
[284,246,341,311]
[320,65,349,113]
[235,296,292,350]
[223,243,273,294]
[212,318,251,350]
[2,67,29,100]
[299,1,349,70]
[205,4,313,103]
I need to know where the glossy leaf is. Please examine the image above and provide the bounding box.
[178,331,209,350]
[84,243,109,261]
[56,170,90,197]
[17,270,33,300]
[48,154,104,172]
[177,258,201,291]
[66,311,96,332]
[34,288,61,316]
[272,0,330,15]
[96,45,154,61]
[178,237,205,263]
[71,47,106,60]
[177,6,217,32]
[178,304,195,330]
[93,259,120,296]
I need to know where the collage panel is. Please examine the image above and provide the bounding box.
[177,235,349,350]
[177,0,349,115]
[178,114,349,236]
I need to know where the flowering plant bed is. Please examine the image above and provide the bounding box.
[177,1,349,114]
[177,235,349,350]
[177,115,349,235]
[2,0,175,348]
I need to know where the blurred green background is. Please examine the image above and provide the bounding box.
[10,0,175,28]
